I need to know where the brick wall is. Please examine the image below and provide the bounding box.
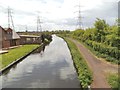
[2,40,10,49]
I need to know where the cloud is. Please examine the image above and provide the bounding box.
[118,1,120,18]
[0,0,119,31]
[82,1,118,27]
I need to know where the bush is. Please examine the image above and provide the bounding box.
[85,40,120,64]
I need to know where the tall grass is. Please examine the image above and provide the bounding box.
[63,37,93,88]
[107,73,119,89]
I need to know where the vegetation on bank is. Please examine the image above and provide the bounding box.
[0,56,2,70]
[55,18,119,88]
[63,37,92,88]
[71,19,119,64]
[107,73,119,89]
[0,45,39,69]
[55,18,119,64]
[41,33,52,43]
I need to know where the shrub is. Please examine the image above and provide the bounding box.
[85,40,120,64]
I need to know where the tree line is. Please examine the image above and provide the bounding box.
[57,18,120,64]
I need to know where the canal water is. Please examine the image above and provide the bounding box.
[0,35,81,88]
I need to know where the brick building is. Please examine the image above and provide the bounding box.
[19,35,41,45]
[0,26,20,49]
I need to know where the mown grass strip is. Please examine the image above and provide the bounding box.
[63,37,93,88]
[0,45,39,69]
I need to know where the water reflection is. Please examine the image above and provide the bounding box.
[2,42,50,76]
[2,64,18,76]
[32,43,48,54]
[1,35,81,88]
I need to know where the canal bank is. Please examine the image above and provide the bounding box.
[0,44,42,75]
[0,35,81,88]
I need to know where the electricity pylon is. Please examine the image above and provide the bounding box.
[75,1,83,30]
[78,3,82,29]
[7,7,14,30]
[36,11,42,32]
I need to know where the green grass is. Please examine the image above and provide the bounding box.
[63,37,93,88]
[0,55,2,70]
[71,36,119,64]
[0,45,39,69]
[107,73,119,89]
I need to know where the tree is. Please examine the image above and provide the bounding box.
[94,18,108,42]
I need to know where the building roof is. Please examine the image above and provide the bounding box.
[12,29,20,39]
[0,26,20,39]
[20,35,40,38]
[0,26,5,30]
[0,26,2,29]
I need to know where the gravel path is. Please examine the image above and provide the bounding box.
[69,38,118,88]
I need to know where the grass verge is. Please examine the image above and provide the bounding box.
[107,73,119,89]
[63,37,93,88]
[0,45,39,69]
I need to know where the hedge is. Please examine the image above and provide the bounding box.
[85,40,120,64]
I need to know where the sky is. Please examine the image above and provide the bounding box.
[0,0,119,31]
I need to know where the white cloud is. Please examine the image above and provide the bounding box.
[0,0,119,31]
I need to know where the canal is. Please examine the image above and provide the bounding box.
[0,35,81,88]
